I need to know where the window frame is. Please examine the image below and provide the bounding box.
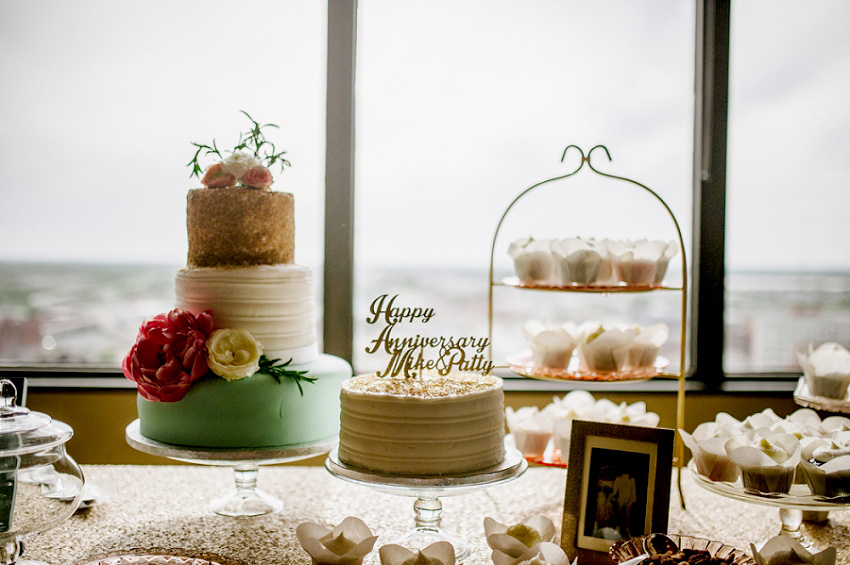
[0,0,804,394]
[691,0,799,392]
[691,0,731,392]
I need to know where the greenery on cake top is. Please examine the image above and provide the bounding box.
[187,110,292,180]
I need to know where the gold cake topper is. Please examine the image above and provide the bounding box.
[365,294,495,378]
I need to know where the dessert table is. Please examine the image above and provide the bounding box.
[26,465,850,564]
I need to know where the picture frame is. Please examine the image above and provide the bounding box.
[560,420,674,565]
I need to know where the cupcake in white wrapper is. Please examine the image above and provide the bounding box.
[296,517,378,565]
[512,428,552,459]
[576,324,635,372]
[550,238,603,285]
[509,237,559,285]
[751,536,836,565]
[484,515,556,561]
[505,406,552,458]
[799,432,850,497]
[679,422,740,482]
[491,542,569,565]
[624,323,669,371]
[608,240,674,285]
[576,323,668,373]
[725,429,801,494]
[380,542,455,565]
[797,342,850,399]
[522,320,578,369]
[769,412,824,484]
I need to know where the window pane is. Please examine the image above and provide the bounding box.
[725,1,850,373]
[0,1,327,367]
[353,1,695,375]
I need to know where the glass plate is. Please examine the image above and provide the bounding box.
[506,352,668,382]
[496,276,678,292]
[688,459,850,511]
[793,377,850,414]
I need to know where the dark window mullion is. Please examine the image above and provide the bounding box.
[692,0,731,390]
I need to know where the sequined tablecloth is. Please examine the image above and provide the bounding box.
[25,465,850,564]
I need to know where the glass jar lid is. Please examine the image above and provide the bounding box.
[0,379,73,456]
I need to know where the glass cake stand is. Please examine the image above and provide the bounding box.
[793,377,850,415]
[325,446,527,560]
[126,419,336,517]
[688,459,850,549]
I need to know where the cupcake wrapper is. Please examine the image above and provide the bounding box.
[800,460,850,497]
[513,429,553,458]
[613,259,658,285]
[806,375,850,399]
[740,467,795,494]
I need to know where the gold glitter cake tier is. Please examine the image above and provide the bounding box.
[187,188,294,267]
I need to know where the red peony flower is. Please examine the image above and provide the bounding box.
[122,309,214,402]
[241,166,274,189]
[201,163,237,188]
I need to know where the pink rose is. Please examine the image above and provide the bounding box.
[201,163,237,188]
[122,309,214,402]
[241,166,274,189]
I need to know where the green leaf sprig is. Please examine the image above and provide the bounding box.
[187,110,292,179]
[257,355,317,396]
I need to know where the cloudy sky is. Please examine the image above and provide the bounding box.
[1,0,849,273]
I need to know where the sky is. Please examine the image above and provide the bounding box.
[1,0,849,273]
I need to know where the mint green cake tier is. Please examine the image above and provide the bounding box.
[137,354,352,448]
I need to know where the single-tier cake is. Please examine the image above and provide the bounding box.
[125,127,352,449]
[338,371,506,476]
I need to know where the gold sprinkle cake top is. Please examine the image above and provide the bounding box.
[342,371,502,398]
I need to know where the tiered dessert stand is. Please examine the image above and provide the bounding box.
[126,420,336,517]
[325,445,527,560]
[487,145,689,490]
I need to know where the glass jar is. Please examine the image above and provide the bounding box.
[0,379,84,565]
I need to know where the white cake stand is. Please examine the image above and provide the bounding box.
[126,419,336,517]
[325,446,527,560]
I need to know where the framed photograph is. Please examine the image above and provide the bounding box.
[560,420,674,565]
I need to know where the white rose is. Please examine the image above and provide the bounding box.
[206,329,263,381]
[220,152,262,180]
